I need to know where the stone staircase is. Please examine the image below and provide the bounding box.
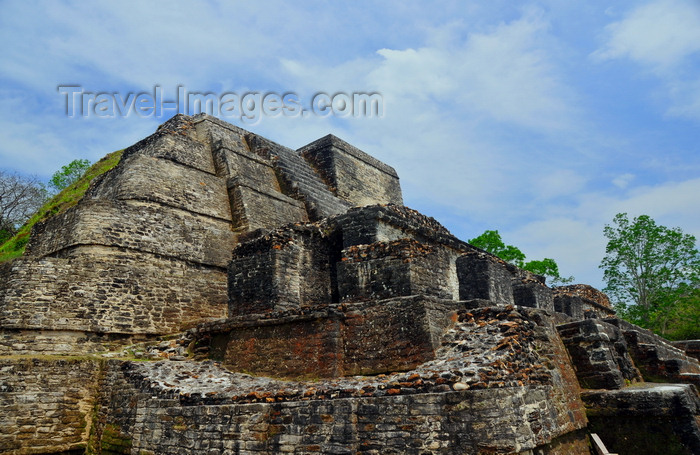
[244,133,351,220]
[605,318,700,390]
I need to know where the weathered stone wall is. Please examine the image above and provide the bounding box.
[228,225,334,315]
[26,200,236,268]
[228,181,308,232]
[0,358,100,454]
[329,205,458,250]
[0,329,150,356]
[121,122,213,173]
[557,319,642,389]
[208,296,458,379]
[552,285,615,320]
[86,153,231,220]
[338,240,456,302]
[95,357,588,455]
[300,134,403,207]
[457,252,516,305]
[0,247,227,336]
[583,384,700,455]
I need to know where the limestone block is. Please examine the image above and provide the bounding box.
[192,114,250,152]
[228,226,332,315]
[337,239,455,302]
[331,205,455,250]
[26,200,237,268]
[553,285,615,319]
[122,129,216,174]
[299,134,403,207]
[557,319,642,389]
[0,247,228,335]
[554,294,586,319]
[513,280,554,311]
[88,154,232,221]
[340,297,457,376]
[228,178,308,231]
[456,253,515,305]
[212,143,278,188]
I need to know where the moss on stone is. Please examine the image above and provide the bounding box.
[0,149,123,263]
[100,423,132,454]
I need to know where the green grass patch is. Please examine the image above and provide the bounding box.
[0,150,123,263]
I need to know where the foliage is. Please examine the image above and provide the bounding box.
[468,230,526,266]
[600,213,700,338]
[49,158,92,193]
[0,151,122,263]
[0,171,47,238]
[468,229,574,285]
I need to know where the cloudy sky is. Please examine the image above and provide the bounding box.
[1,0,699,289]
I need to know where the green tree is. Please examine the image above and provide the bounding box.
[468,230,526,266]
[600,213,700,336]
[49,159,91,193]
[468,229,574,285]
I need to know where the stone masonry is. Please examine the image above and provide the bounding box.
[1,114,699,455]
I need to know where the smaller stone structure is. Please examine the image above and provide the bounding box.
[553,284,615,320]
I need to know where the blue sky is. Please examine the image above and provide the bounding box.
[1,0,699,289]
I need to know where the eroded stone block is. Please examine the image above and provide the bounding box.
[228,226,332,315]
[122,128,215,174]
[557,319,642,389]
[300,134,403,207]
[88,154,232,220]
[553,285,615,319]
[26,200,237,268]
[456,253,515,305]
[513,278,554,311]
[228,179,308,231]
[337,239,455,301]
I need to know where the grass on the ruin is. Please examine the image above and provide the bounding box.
[0,150,123,263]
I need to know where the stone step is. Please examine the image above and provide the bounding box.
[244,133,351,219]
[606,319,700,385]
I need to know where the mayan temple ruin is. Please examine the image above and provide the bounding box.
[1,114,699,454]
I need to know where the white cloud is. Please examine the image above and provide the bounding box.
[593,0,700,120]
[593,0,700,71]
[532,169,588,199]
[612,173,635,189]
[507,176,700,289]
[274,8,587,229]
[366,10,576,131]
